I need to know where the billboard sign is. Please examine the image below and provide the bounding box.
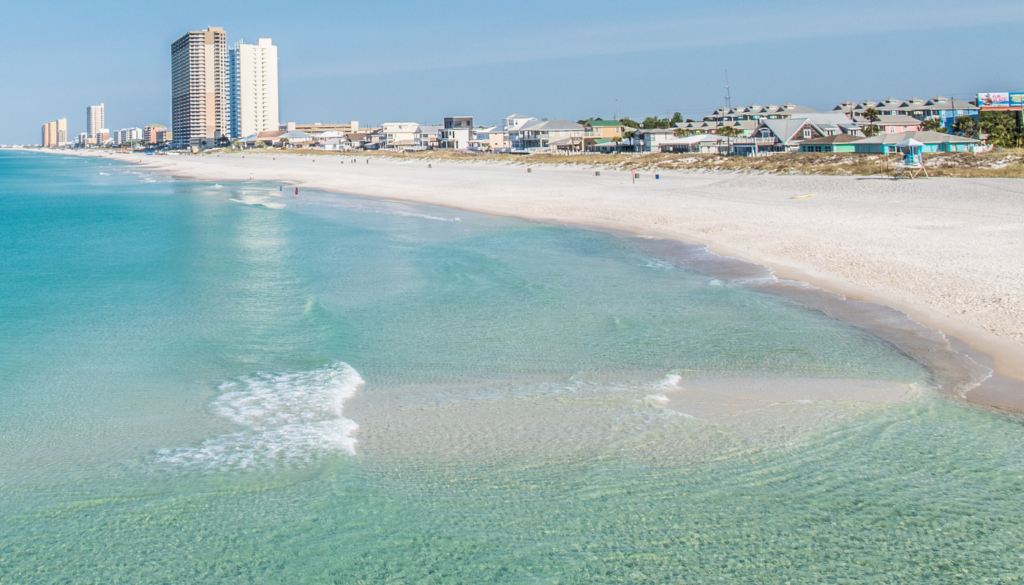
[1011,93,1024,107]
[976,92,1010,107]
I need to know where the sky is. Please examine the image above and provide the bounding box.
[3,0,1024,144]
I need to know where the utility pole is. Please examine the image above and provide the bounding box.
[724,70,732,109]
[615,98,619,121]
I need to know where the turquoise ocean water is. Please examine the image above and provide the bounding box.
[1,151,1022,583]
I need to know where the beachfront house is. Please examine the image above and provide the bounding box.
[277,130,313,148]
[675,120,758,137]
[468,126,506,152]
[510,119,584,152]
[313,130,349,150]
[659,134,731,154]
[381,122,420,150]
[633,128,677,152]
[583,119,629,139]
[440,116,473,149]
[582,119,632,151]
[363,129,386,149]
[705,103,821,123]
[852,114,922,135]
[414,125,441,150]
[242,130,286,147]
[731,118,827,156]
[852,131,981,154]
[502,113,537,133]
[835,97,978,132]
[798,134,864,153]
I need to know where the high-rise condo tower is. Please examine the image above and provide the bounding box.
[229,38,279,140]
[170,27,228,149]
[86,104,104,141]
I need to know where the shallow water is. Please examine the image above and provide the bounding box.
[1,151,1022,583]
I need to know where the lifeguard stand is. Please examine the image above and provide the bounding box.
[892,138,929,179]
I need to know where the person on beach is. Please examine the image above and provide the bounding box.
[295,187,298,199]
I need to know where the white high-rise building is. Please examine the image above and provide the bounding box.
[229,38,279,140]
[170,27,228,149]
[86,104,104,140]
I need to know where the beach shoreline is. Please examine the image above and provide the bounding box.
[57,149,1024,411]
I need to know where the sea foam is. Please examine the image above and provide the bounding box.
[155,362,363,472]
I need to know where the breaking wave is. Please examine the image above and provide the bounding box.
[154,362,363,472]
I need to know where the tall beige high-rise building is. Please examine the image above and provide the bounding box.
[87,104,105,140]
[42,122,55,147]
[170,26,228,149]
[228,38,279,139]
[41,118,67,147]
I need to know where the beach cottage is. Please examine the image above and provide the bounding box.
[853,131,981,154]
[510,119,584,152]
[633,128,677,152]
[731,119,826,156]
[381,123,420,150]
[659,134,731,154]
[414,125,441,150]
[798,134,864,153]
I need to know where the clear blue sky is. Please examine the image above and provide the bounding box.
[4,0,1024,143]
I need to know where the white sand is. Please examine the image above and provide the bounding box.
[98,151,1024,405]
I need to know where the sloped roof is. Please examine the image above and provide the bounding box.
[586,119,624,127]
[855,131,980,145]
[519,119,584,132]
[760,119,817,143]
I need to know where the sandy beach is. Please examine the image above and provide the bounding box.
[89,150,1024,409]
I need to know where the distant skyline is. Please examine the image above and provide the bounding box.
[4,0,1024,143]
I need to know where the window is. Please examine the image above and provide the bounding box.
[803,129,812,139]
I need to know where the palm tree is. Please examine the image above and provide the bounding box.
[951,116,979,138]
[921,119,946,133]
[716,125,739,154]
[716,125,739,138]
[862,107,880,137]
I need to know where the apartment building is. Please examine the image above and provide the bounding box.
[87,104,105,140]
[171,26,229,149]
[41,119,67,147]
[229,38,279,139]
[144,125,166,144]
